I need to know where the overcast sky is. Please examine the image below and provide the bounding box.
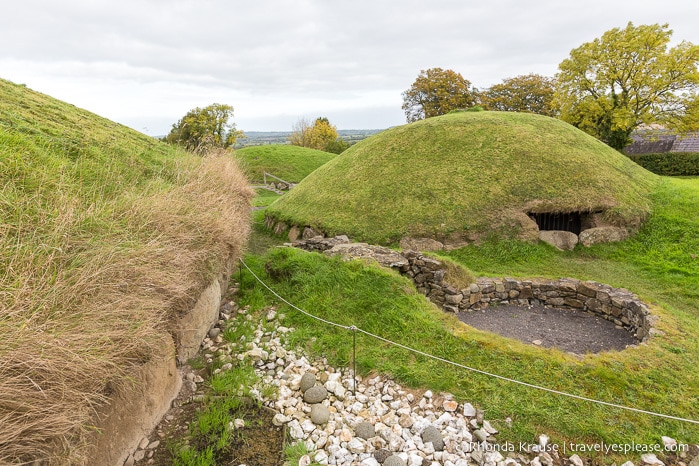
[2,1,698,134]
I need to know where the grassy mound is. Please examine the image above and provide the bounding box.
[267,112,658,244]
[235,144,335,184]
[0,78,253,463]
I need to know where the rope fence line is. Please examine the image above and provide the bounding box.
[238,258,699,426]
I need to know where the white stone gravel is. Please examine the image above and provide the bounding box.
[235,308,698,466]
[223,308,591,466]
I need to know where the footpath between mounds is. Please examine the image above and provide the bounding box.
[124,293,698,466]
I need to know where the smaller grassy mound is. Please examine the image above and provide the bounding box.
[0,78,253,464]
[267,112,658,245]
[235,144,336,184]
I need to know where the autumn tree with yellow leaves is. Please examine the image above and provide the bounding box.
[288,117,349,154]
[555,22,699,150]
[401,68,478,122]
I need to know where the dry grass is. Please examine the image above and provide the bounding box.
[0,150,253,464]
[435,255,476,290]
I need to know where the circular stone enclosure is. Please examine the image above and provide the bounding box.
[460,277,654,339]
[291,238,657,353]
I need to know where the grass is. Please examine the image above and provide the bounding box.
[0,78,253,464]
[237,176,699,462]
[284,441,322,466]
[169,361,261,465]
[266,111,658,244]
[246,209,288,255]
[253,188,281,207]
[234,144,336,184]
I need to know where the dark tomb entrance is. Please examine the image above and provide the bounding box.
[529,212,582,235]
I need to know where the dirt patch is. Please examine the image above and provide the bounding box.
[147,396,284,466]
[458,304,638,354]
[224,407,285,466]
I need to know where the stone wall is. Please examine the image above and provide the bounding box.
[264,213,634,251]
[400,250,653,341]
[292,237,655,342]
[85,265,232,466]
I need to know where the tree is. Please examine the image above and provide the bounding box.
[401,68,478,122]
[308,117,338,151]
[555,22,699,150]
[481,74,557,116]
[324,138,350,154]
[166,103,240,152]
[288,117,348,153]
[287,117,312,147]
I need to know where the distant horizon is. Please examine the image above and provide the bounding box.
[148,127,389,139]
[240,128,388,133]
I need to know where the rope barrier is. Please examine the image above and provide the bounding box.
[239,258,351,331]
[238,258,699,426]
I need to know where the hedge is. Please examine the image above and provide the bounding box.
[626,152,699,176]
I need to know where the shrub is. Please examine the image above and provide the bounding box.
[626,152,699,176]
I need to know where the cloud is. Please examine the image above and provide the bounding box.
[2,0,698,132]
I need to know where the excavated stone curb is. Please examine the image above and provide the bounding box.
[291,236,658,342]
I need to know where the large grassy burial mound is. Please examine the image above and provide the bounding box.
[0,79,253,464]
[235,144,336,184]
[266,111,657,245]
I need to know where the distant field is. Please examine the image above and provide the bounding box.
[235,129,384,148]
[235,144,336,184]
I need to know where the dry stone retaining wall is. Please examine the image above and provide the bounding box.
[86,265,233,466]
[293,236,655,342]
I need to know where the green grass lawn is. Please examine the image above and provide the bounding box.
[238,176,699,462]
[252,189,281,207]
[234,144,335,184]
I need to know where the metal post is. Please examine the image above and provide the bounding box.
[238,259,243,291]
[349,326,357,395]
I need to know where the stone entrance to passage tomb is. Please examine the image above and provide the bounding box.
[528,211,583,235]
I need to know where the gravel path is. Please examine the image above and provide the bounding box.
[458,304,639,354]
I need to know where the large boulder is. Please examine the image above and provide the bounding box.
[287,225,301,242]
[310,404,330,425]
[399,237,444,252]
[302,226,324,240]
[303,386,328,404]
[539,230,579,251]
[421,425,444,451]
[299,372,316,393]
[355,421,376,440]
[383,456,407,466]
[324,243,409,268]
[579,227,629,247]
